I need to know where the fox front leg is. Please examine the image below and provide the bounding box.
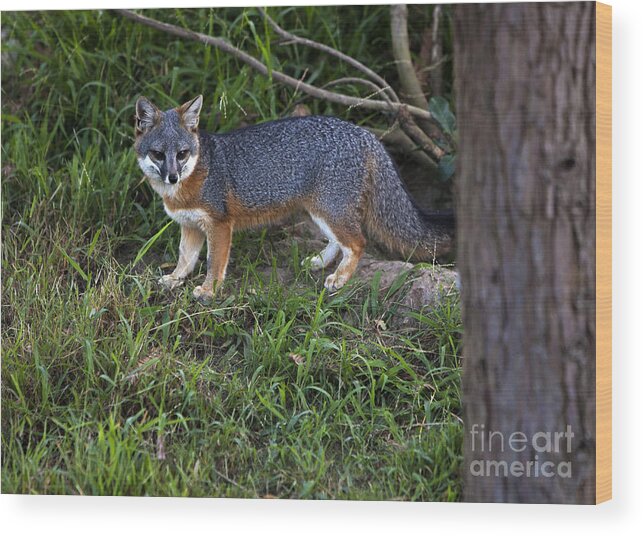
[159,225,205,290]
[192,221,233,303]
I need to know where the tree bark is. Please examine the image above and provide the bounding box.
[454,2,596,503]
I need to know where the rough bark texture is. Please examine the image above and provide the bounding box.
[454,3,596,503]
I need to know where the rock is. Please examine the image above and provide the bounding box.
[356,257,458,328]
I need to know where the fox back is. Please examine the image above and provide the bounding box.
[199,115,382,214]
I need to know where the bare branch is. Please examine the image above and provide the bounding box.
[114,9,436,123]
[397,106,446,160]
[417,5,444,92]
[417,19,433,89]
[322,77,394,106]
[390,5,429,111]
[417,55,449,76]
[257,7,399,103]
[429,5,444,97]
[370,125,439,170]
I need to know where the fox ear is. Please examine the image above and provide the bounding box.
[135,97,160,134]
[179,95,203,131]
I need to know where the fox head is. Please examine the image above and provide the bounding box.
[134,95,203,186]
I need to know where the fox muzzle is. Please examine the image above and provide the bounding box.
[163,154,179,184]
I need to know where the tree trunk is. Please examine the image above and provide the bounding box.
[453,2,596,503]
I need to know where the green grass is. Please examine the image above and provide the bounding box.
[1,7,462,499]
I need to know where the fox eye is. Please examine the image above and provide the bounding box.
[177,150,190,160]
[149,150,165,161]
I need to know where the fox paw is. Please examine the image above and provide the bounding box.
[302,255,324,272]
[159,274,184,290]
[192,285,214,303]
[324,273,349,293]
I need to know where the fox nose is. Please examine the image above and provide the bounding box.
[168,174,178,184]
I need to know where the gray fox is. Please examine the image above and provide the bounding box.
[134,95,454,301]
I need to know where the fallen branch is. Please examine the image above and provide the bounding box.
[322,77,394,106]
[397,106,446,160]
[417,5,445,93]
[390,5,429,111]
[371,125,434,164]
[114,9,436,124]
[390,4,443,144]
[429,5,444,96]
[258,7,400,104]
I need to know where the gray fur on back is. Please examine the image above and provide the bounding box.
[200,116,375,211]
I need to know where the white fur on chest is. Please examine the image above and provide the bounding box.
[164,205,209,228]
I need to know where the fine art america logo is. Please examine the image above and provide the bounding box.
[469,424,574,479]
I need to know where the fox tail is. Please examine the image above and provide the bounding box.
[363,149,455,261]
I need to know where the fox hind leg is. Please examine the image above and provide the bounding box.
[324,241,364,292]
[303,214,341,271]
[311,242,340,271]
[322,222,365,293]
